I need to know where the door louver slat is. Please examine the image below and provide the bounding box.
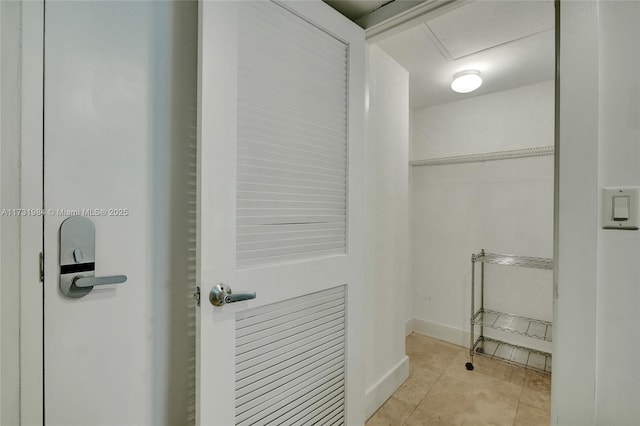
[236,1,348,268]
[238,140,346,166]
[236,341,345,386]
[237,303,344,345]
[237,326,344,374]
[235,286,346,425]
[237,287,344,327]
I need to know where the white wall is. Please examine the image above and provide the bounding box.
[412,81,555,160]
[595,2,640,422]
[0,2,22,424]
[411,82,554,350]
[364,45,410,418]
[554,1,640,424]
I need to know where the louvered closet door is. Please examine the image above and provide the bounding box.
[196,2,365,425]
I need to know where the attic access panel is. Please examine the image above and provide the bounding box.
[425,0,554,60]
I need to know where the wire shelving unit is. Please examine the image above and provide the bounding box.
[466,250,553,373]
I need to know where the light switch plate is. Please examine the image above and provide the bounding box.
[602,187,639,230]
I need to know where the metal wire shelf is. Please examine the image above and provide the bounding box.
[472,252,553,270]
[471,309,552,342]
[473,336,552,373]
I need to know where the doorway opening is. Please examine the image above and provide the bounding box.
[365,0,556,423]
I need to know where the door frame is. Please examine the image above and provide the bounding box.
[13,0,45,424]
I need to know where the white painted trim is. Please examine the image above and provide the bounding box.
[0,2,22,424]
[364,356,409,420]
[412,318,470,348]
[552,1,599,424]
[20,1,44,425]
[0,0,3,417]
[0,3,3,419]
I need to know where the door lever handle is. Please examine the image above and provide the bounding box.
[74,275,127,288]
[209,284,256,306]
[59,216,128,298]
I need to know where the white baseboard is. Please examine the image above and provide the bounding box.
[405,318,414,337]
[411,318,470,347]
[364,356,409,420]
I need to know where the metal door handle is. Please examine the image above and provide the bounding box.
[74,275,127,288]
[59,216,127,298]
[209,284,256,306]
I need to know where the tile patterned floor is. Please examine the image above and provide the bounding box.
[366,333,551,426]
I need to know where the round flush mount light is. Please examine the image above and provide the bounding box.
[451,70,483,94]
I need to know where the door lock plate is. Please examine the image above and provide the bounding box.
[59,216,127,298]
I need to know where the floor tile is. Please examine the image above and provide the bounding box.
[366,396,416,426]
[441,352,525,403]
[392,371,440,407]
[417,371,520,426]
[406,333,464,354]
[520,370,551,411]
[403,407,457,426]
[513,402,550,426]
[406,334,466,374]
[366,334,551,426]
[524,370,551,393]
[446,351,527,389]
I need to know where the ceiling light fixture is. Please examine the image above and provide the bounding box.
[451,70,483,94]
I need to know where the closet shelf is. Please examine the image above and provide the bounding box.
[473,336,552,373]
[409,146,554,167]
[471,252,553,270]
[471,309,552,342]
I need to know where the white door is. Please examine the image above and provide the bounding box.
[197,2,365,425]
[44,3,149,423]
[43,1,197,424]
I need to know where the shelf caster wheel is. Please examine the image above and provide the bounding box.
[476,347,484,354]
[465,362,474,371]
